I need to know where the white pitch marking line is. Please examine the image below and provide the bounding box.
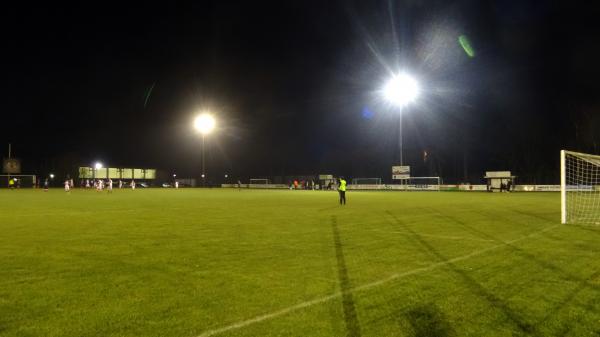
[367,229,495,243]
[0,209,138,218]
[194,225,559,337]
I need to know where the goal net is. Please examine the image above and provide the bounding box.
[249,179,270,185]
[561,150,600,224]
[351,177,382,185]
[0,175,37,188]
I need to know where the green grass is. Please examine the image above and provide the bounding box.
[1,189,600,337]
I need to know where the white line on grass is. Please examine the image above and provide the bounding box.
[195,224,559,337]
[0,209,142,218]
[367,229,495,243]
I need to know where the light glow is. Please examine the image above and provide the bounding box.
[95,162,103,170]
[383,73,420,108]
[194,113,216,135]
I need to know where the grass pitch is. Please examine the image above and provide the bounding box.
[1,188,600,336]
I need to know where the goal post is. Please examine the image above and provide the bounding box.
[561,150,600,224]
[408,176,441,191]
[351,177,382,185]
[0,174,37,188]
[249,178,270,185]
[561,150,566,224]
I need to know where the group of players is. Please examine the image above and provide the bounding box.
[64,179,137,192]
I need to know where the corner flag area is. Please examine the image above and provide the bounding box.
[1,189,599,336]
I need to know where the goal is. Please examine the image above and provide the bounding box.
[1,175,37,188]
[407,176,441,191]
[351,177,382,185]
[561,150,600,224]
[249,179,270,185]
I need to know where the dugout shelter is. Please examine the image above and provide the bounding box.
[484,171,516,192]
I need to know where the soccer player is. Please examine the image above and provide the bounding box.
[107,178,113,193]
[85,179,90,188]
[64,179,70,192]
[131,179,136,190]
[118,180,123,189]
[8,178,15,189]
[175,181,179,189]
[338,176,347,205]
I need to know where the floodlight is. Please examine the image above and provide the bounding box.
[383,73,419,108]
[225,174,228,178]
[95,162,103,170]
[194,113,216,135]
[201,174,205,178]
[49,174,55,179]
[173,174,177,178]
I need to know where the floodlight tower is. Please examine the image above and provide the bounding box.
[382,73,419,166]
[194,113,216,185]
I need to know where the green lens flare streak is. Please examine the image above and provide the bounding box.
[459,35,475,58]
[144,82,156,108]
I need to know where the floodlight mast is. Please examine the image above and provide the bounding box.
[382,73,419,166]
[193,113,216,185]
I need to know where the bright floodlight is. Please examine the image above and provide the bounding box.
[95,162,103,170]
[194,114,216,135]
[383,73,420,107]
[49,174,55,179]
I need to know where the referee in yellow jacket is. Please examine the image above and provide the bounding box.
[338,177,347,205]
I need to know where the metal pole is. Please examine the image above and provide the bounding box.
[202,134,205,186]
[8,143,11,158]
[399,111,403,166]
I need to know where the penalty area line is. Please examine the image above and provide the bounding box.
[194,224,559,337]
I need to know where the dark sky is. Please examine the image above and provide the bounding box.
[2,1,600,183]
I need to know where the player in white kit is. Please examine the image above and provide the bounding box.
[107,178,113,193]
[131,180,136,190]
[64,179,70,192]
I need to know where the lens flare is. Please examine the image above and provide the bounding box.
[459,35,475,58]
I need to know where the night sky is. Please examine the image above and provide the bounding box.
[3,1,600,184]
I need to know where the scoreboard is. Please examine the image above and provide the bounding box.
[2,158,21,174]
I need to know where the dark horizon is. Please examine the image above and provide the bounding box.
[3,1,600,184]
